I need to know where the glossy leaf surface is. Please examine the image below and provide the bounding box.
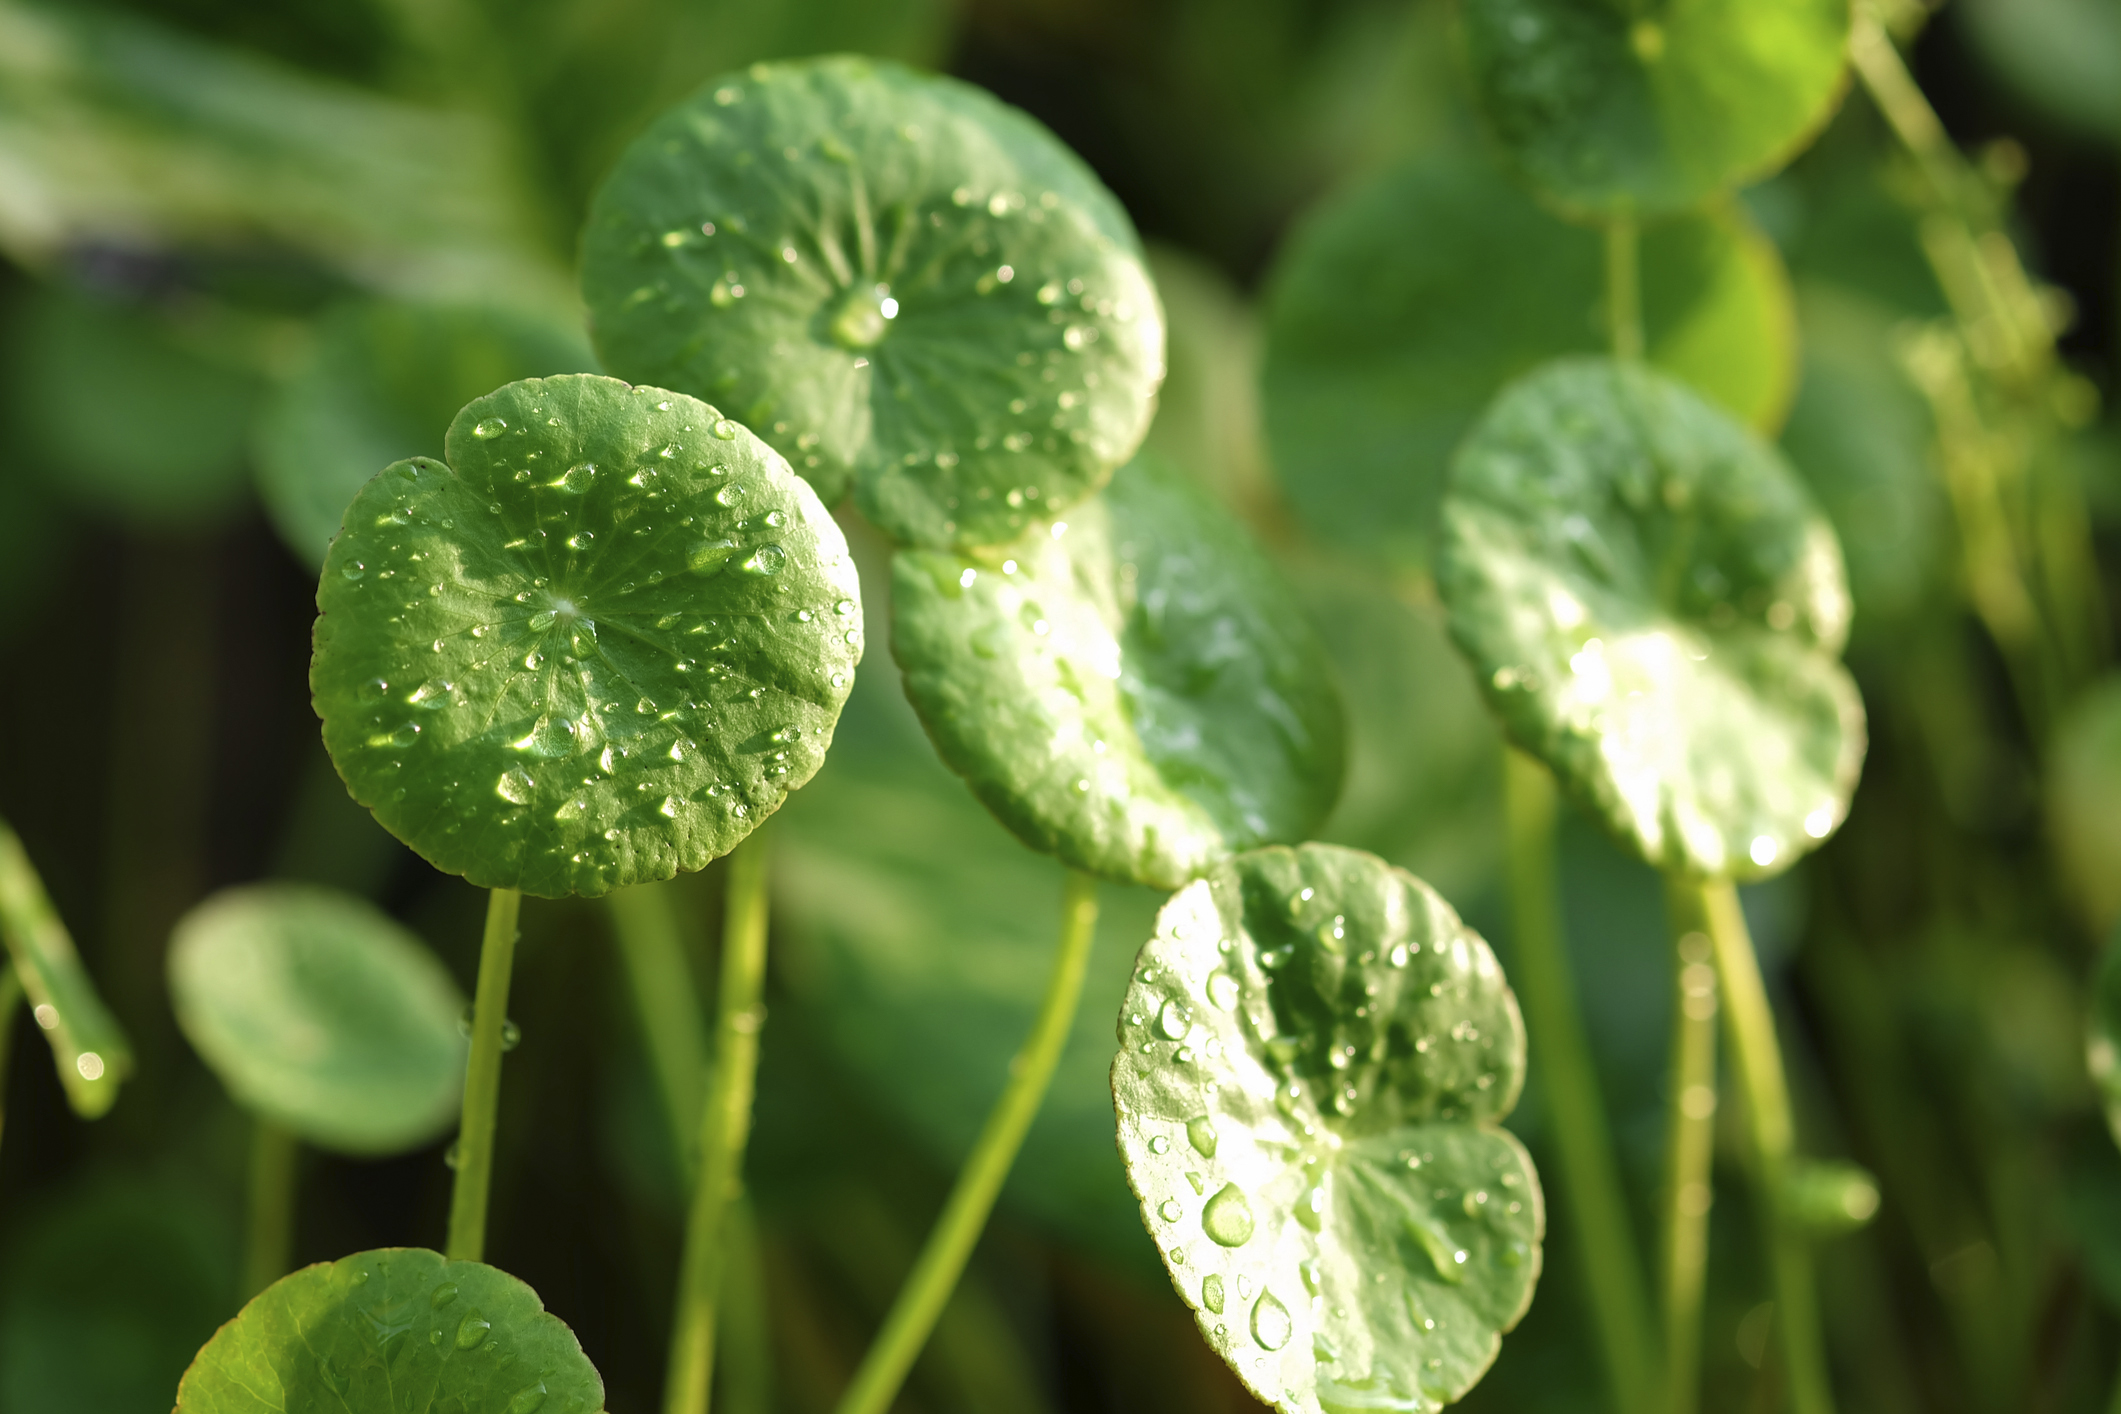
[892,454,1344,888]
[1262,155,1793,570]
[168,884,467,1155]
[2093,929,2121,1151]
[1438,358,1864,880]
[1460,0,1848,217]
[0,815,130,1118]
[581,55,1164,550]
[1112,843,1541,1413]
[312,375,861,898]
[175,1248,603,1414]
[257,300,595,567]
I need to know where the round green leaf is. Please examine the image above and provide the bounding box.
[580,55,1165,550]
[1262,153,1794,571]
[2092,929,2121,1152]
[891,454,1344,888]
[1459,0,1850,218]
[175,1248,603,1414]
[257,299,596,567]
[311,374,862,898]
[1112,843,1541,1414]
[167,883,467,1155]
[8,282,261,524]
[1437,358,1865,880]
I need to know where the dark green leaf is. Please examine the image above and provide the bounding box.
[174,1248,603,1414]
[580,55,1164,550]
[1436,358,1865,880]
[1262,155,1795,571]
[1112,843,1541,1413]
[1459,0,1849,218]
[892,453,1344,888]
[8,283,260,524]
[257,300,595,567]
[311,375,861,898]
[0,815,131,1118]
[167,883,467,1155]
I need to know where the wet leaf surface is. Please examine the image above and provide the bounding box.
[311,374,860,898]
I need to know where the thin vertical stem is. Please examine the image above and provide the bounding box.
[0,962,21,1154]
[1704,881,1834,1414]
[243,1117,299,1299]
[1606,216,1644,362]
[1503,749,1659,1414]
[665,830,774,1414]
[1658,878,1722,1414]
[446,887,522,1262]
[833,870,1101,1414]
[608,884,712,1178]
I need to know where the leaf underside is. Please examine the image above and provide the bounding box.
[167,883,466,1155]
[1112,843,1542,1414]
[311,374,861,898]
[174,1248,603,1414]
[1437,357,1865,880]
[1459,0,1851,217]
[892,454,1344,888]
[581,54,1165,551]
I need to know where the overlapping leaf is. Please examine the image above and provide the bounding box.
[257,300,595,566]
[311,374,861,898]
[892,454,1343,888]
[580,55,1164,550]
[1436,358,1865,880]
[168,884,466,1155]
[1262,154,1794,571]
[175,1249,602,1414]
[1459,0,1850,217]
[1112,844,1541,1414]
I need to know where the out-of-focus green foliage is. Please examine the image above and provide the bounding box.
[1112,843,1540,1413]
[311,377,860,898]
[0,816,130,1118]
[1960,0,2121,147]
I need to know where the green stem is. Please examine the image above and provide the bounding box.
[665,830,774,1414]
[243,1117,299,1299]
[0,962,21,1153]
[1703,881,1833,1414]
[446,887,522,1262]
[832,869,1101,1414]
[1606,216,1644,362]
[1502,750,1658,1414]
[607,884,712,1180]
[1658,878,1722,1414]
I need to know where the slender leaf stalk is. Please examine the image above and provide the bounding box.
[833,869,1101,1414]
[608,883,712,1177]
[1503,749,1658,1414]
[445,886,522,1262]
[665,830,774,1414]
[1606,216,1643,362]
[718,1197,776,1414]
[0,962,20,1153]
[243,1117,299,1298]
[1703,881,1833,1414]
[1658,878,1723,1414]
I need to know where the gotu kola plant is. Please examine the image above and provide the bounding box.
[169,369,860,1410]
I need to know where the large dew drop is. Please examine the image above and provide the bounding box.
[1250,1290,1292,1351]
[1201,1182,1254,1247]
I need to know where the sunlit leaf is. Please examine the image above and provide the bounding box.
[167,883,466,1155]
[1436,357,1865,880]
[1459,0,1850,217]
[580,55,1164,549]
[310,374,861,898]
[8,282,260,524]
[1112,843,1541,1414]
[0,814,130,1118]
[174,1248,603,1414]
[0,1,560,300]
[257,299,595,567]
[892,453,1343,888]
[1262,155,1795,570]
